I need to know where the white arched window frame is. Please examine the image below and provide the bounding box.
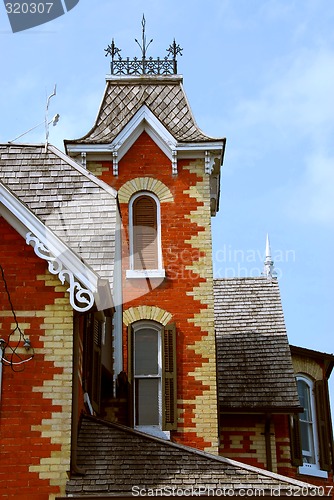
[126,191,165,279]
[296,375,328,478]
[127,319,177,439]
[132,321,170,440]
[133,321,162,425]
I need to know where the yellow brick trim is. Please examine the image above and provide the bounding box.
[220,422,277,471]
[292,355,322,380]
[118,177,174,203]
[87,162,109,177]
[181,159,219,454]
[123,306,172,326]
[28,272,72,498]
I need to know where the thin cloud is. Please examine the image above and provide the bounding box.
[286,152,334,226]
[234,46,334,145]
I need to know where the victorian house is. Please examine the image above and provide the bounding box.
[0,20,333,499]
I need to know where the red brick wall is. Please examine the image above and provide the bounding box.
[274,414,334,492]
[88,131,218,452]
[220,413,334,494]
[0,218,70,499]
[219,414,267,469]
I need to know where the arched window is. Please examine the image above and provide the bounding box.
[133,322,162,427]
[297,377,316,464]
[127,192,164,278]
[294,375,331,478]
[127,321,177,437]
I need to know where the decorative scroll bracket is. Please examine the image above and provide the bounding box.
[81,152,87,169]
[205,151,215,175]
[26,232,95,312]
[172,150,178,176]
[112,151,119,176]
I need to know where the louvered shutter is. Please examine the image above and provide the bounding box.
[127,324,134,427]
[289,414,303,467]
[133,195,158,270]
[315,379,332,471]
[91,318,102,413]
[162,323,177,431]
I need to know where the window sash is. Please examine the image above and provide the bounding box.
[128,322,177,431]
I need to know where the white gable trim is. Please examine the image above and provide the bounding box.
[111,105,177,162]
[0,183,113,312]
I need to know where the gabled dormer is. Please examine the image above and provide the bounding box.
[64,18,225,454]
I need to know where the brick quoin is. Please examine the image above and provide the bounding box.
[0,218,67,499]
[88,131,216,451]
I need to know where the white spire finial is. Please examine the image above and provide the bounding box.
[263,233,276,278]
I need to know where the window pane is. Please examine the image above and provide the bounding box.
[135,378,159,425]
[297,379,316,464]
[300,421,312,453]
[298,380,312,422]
[134,329,159,375]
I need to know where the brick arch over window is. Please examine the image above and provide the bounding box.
[118,177,174,204]
[123,306,173,326]
[292,358,322,381]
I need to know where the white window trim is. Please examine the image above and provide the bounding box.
[296,375,328,479]
[127,192,164,278]
[133,321,170,440]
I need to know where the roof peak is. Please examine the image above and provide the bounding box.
[104,14,183,76]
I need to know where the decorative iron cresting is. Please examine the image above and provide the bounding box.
[105,15,183,76]
[26,233,95,312]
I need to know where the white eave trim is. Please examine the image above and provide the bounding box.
[65,106,225,159]
[0,183,113,311]
[66,139,225,157]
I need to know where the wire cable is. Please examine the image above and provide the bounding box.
[0,263,35,372]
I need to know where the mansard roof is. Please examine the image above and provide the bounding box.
[64,75,225,146]
[65,416,312,497]
[0,143,117,311]
[214,277,301,412]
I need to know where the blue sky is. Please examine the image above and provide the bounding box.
[0,1,333,407]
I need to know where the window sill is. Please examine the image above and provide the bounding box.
[135,425,170,440]
[298,464,328,479]
[126,269,166,279]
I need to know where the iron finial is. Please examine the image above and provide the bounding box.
[167,39,183,73]
[135,14,153,60]
[104,38,121,59]
[104,15,183,76]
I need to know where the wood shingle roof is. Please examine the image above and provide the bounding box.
[0,143,118,289]
[214,277,301,412]
[65,416,313,497]
[64,76,225,146]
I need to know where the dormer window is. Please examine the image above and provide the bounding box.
[292,375,331,478]
[126,192,165,279]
